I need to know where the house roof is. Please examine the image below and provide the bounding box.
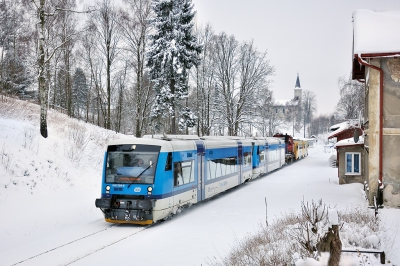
[334,136,364,148]
[275,99,288,106]
[328,121,352,139]
[352,10,400,80]
[295,73,301,88]
[353,9,400,56]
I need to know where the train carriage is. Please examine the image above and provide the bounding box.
[251,137,268,179]
[95,134,294,225]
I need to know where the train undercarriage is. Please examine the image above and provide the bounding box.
[95,196,155,225]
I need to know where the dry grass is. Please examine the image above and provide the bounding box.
[207,203,383,266]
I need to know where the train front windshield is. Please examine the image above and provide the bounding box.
[105,144,160,184]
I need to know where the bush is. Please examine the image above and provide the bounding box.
[207,201,381,266]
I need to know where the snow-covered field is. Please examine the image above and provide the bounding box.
[0,98,399,266]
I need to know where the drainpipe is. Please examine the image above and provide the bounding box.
[356,55,383,186]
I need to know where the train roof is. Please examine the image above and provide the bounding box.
[142,134,200,140]
[106,137,197,152]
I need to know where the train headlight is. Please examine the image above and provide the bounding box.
[105,185,111,191]
[147,186,153,195]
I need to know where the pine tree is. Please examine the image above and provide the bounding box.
[72,68,88,119]
[147,0,202,134]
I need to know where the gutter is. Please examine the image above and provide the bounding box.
[356,55,383,185]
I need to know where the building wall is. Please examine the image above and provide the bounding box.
[294,88,302,101]
[337,146,365,185]
[382,58,400,207]
[364,59,380,206]
[365,58,400,207]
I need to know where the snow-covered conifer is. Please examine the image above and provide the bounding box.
[72,68,88,119]
[147,0,202,134]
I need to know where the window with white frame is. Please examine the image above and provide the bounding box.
[345,152,361,175]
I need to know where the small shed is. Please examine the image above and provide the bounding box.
[327,121,362,168]
[328,121,361,143]
[335,137,365,185]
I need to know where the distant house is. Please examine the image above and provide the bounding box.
[328,121,363,170]
[328,121,361,143]
[352,9,400,207]
[335,137,365,185]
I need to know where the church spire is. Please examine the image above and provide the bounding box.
[295,73,301,88]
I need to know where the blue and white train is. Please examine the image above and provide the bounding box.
[95,134,288,225]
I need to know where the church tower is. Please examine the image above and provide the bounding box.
[294,73,302,102]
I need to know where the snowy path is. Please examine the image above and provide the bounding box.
[3,221,149,266]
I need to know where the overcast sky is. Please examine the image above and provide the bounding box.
[192,0,400,116]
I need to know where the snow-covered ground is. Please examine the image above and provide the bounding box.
[0,98,399,266]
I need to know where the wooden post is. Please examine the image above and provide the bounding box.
[328,224,342,266]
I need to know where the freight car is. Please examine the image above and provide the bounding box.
[273,133,309,163]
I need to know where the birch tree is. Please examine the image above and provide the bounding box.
[24,0,90,137]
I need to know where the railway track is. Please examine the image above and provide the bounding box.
[10,222,151,266]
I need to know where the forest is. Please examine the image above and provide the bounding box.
[0,0,364,138]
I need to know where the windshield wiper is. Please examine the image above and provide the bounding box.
[127,162,154,188]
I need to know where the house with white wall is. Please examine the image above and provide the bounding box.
[352,9,400,207]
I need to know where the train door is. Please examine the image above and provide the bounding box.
[280,140,285,166]
[236,140,243,183]
[265,140,269,173]
[194,140,205,202]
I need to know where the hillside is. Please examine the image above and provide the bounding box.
[0,97,125,251]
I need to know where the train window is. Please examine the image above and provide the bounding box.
[174,161,194,186]
[105,151,158,184]
[174,162,182,186]
[165,152,172,171]
[208,156,237,180]
[260,150,265,163]
[243,152,252,167]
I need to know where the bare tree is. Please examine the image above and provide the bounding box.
[119,0,153,137]
[335,74,365,120]
[58,0,78,117]
[310,114,331,136]
[0,0,32,101]
[235,40,274,136]
[301,90,317,137]
[192,23,216,136]
[89,0,121,130]
[212,33,274,136]
[253,87,274,136]
[79,21,107,126]
[212,32,239,135]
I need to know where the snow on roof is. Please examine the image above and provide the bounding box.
[334,136,364,148]
[275,99,288,106]
[353,9,400,55]
[328,121,352,139]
